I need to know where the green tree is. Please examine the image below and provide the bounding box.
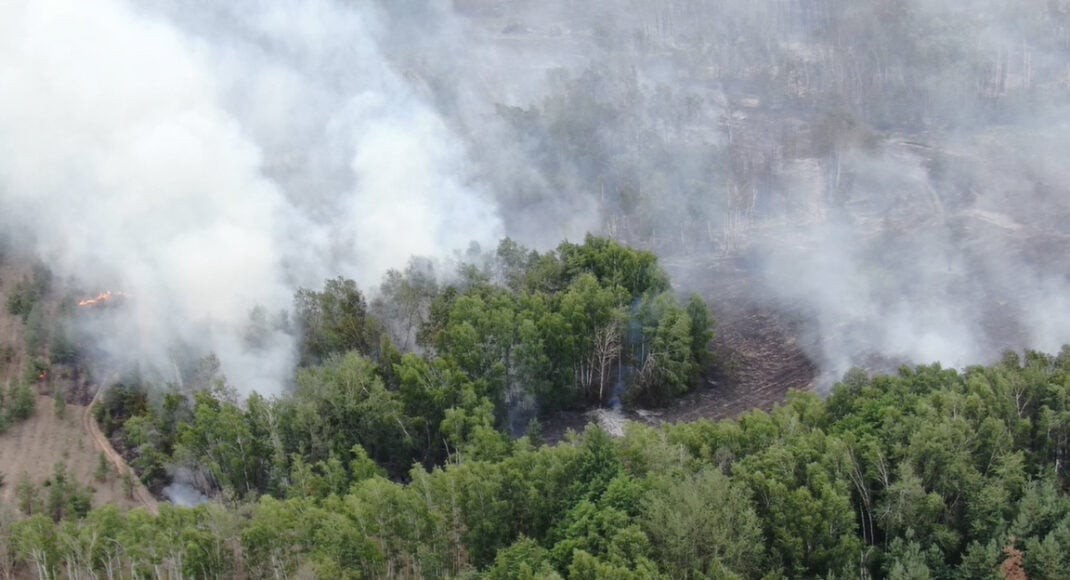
[685,294,714,368]
[8,380,35,421]
[628,294,696,405]
[49,321,78,365]
[243,392,289,495]
[642,468,764,578]
[440,390,510,462]
[5,279,37,321]
[395,354,470,464]
[121,473,135,501]
[23,303,47,354]
[734,435,861,576]
[242,496,310,579]
[175,388,270,497]
[294,277,386,365]
[556,274,623,405]
[11,514,58,579]
[83,505,126,578]
[557,235,669,300]
[486,537,561,580]
[372,257,439,350]
[286,352,414,476]
[43,462,92,522]
[0,503,17,580]
[885,538,935,580]
[15,473,41,516]
[52,385,66,419]
[308,507,383,578]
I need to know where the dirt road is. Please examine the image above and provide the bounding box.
[83,382,160,515]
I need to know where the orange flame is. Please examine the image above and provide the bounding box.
[37,370,47,381]
[78,290,130,307]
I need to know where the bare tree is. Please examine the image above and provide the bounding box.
[593,323,622,403]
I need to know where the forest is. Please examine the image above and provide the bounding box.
[1,237,1070,578]
[3,0,1070,578]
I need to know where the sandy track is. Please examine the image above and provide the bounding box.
[83,382,159,515]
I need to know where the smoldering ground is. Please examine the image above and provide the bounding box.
[3,0,1070,394]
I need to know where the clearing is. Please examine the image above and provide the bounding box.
[0,255,156,513]
[0,395,141,510]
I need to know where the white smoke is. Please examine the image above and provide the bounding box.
[0,0,502,393]
[162,482,210,508]
[4,0,1070,398]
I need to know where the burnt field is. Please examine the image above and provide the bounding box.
[667,302,815,423]
[660,256,817,421]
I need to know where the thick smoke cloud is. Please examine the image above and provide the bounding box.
[374,0,1070,384]
[0,0,502,393]
[3,0,1070,394]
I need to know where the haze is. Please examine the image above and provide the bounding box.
[2,0,1068,392]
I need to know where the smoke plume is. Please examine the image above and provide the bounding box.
[386,0,1070,385]
[3,0,1070,393]
[0,0,502,393]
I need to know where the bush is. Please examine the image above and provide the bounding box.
[7,382,35,422]
[52,386,65,419]
[4,281,35,321]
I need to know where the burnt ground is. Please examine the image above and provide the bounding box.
[662,304,815,423]
[646,256,817,424]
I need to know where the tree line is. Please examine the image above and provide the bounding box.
[11,236,1070,577]
[95,236,713,493]
[7,348,1070,577]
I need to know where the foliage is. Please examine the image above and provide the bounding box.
[642,468,763,578]
[42,462,93,522]
[99,237,715,496]
[6,381,35,422]
[52,385,65,419]
[294,277,386,366]
[419,236,713,412]
[9,349,1070,577]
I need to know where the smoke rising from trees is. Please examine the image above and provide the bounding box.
[393,0,1070,384]
[2,0,1070,391]
[0,0,503,392]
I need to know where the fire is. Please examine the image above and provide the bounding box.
[78,290,130,307]
[37,370,47,381]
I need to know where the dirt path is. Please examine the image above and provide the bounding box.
[83,382,159,515]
